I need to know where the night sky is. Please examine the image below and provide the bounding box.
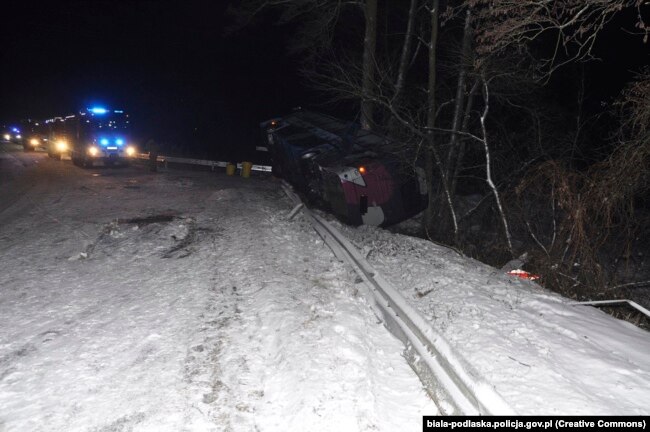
[1,0,306,160]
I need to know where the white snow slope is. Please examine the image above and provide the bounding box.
[1,145,649,431]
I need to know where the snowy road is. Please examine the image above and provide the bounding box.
[0,143,45,217]
[0,144,436,431]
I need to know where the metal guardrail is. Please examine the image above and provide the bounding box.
[574,299,650,318]
[135,153,272,172]
[281,182,515,415]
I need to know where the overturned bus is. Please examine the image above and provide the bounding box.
[261,110,427,227]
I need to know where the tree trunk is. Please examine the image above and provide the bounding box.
[445,8,473,184]
[387,0,418,134]
[393,0,417,104]
[450,79,479,196]
[361,0,378,130]
[479,74,513,256]
[423,0,445,236]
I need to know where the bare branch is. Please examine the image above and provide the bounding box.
[469,0,647,77]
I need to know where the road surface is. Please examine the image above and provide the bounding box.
[0,142,435,431]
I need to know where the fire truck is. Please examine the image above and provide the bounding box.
[44,107,136,166]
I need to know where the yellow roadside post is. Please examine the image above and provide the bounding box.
[241,161,252,178]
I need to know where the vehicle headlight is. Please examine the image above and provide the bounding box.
[125,146,136,156]
[56,141,68,151]
[30,138,39,146]
[88,146,99,156]
[3,134,10,141]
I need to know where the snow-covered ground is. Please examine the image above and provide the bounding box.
[336,223,650,415]
[1,143,649,431]
[0,145,434,431]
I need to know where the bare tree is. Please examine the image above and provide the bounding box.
[471,0,650,305]
[422,0,463,241]
[478,73,514,255]
[618,66,650,136]
[361,0,378,129]
[444,7,473,186]
[392,0,419,107]
[468,0,648,76]
[386,0,420,134]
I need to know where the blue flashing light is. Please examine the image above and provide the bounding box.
[114,110,124,113]
[100,138,109,146]
[11,127,19,133]
[115,138,124,146]
[90,107,108,114]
